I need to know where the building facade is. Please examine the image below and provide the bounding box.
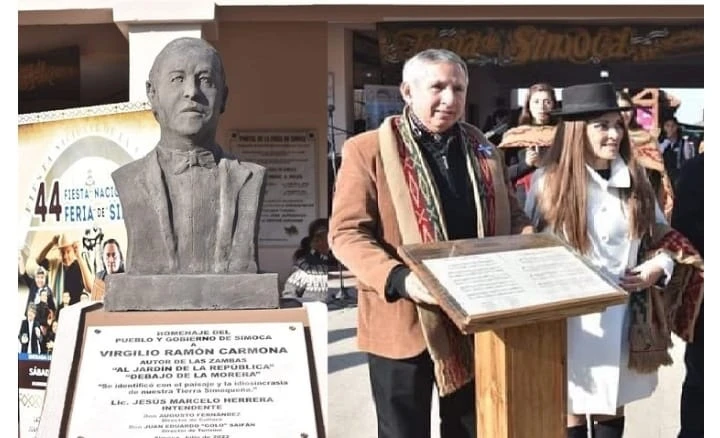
[19,2,703,280]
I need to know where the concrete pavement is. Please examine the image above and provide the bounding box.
[326,300,688,438]
[17,284,688,438]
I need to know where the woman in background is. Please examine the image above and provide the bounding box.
[499,82,558,206]
[616,91,674,220]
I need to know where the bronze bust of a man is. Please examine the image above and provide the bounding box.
[112,37,266,275]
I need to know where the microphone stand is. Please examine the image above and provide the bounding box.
[328,105,340,181]
[327,104,349,301]
[484,121,509,140]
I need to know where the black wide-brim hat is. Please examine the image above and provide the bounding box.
[551,82,632,118]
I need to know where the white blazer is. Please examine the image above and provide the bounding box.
[524,156,674,414]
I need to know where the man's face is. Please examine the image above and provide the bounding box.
[147,46,227,140]
[60,246,75,267]
[35,273,46,288]
[401,61,467,133]
[663,120,679,138]
[39,290,48,303]
[103,243,121,273]
[62,292,70,305]
[27,308,35,320]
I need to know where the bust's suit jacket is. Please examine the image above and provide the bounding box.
[112,147,266,274]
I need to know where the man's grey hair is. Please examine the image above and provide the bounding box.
[402,49,469,85]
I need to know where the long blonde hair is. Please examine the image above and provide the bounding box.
[538,117,657,254]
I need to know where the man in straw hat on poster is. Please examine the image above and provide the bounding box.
[35,233,94,306]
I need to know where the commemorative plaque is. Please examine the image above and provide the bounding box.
[38,306,326,438]
[69,323,315,437]
[398,233,628,438]
[399,233,628,332]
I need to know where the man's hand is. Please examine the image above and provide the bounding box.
[52,235,60,246]
[404,272,438,305]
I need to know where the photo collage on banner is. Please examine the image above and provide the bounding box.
[17,102,159,437]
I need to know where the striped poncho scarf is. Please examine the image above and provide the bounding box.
[378,107,516,396]
[630,224,703,372]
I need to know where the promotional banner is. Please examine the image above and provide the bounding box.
[17,101,159,437]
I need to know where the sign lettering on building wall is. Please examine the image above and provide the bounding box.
[19,46,82,113]
[377,23,703,66]
[227,130,318,247]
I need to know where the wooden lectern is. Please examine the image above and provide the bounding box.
[399,234,628,438]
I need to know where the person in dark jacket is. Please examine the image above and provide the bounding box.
[282,218,339,304]
[671,153,703,438]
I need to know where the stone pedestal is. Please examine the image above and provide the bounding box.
[103,273,279,311]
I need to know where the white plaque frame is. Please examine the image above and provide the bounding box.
[37,305,327,438]
[69,322,316,437]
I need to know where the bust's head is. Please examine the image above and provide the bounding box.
[146,37,228,145]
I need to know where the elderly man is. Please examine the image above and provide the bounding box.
[95,239,125,281]
[35,234,93,305]
[90,238,126,300]
[112,37,266,275]
[329,49,533,438]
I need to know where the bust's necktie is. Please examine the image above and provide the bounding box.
[173,150,217,174]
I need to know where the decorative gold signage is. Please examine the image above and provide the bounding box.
[19,46,82,113]
[378,23,703,66]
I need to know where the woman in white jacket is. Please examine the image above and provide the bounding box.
[524,82,676,438]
